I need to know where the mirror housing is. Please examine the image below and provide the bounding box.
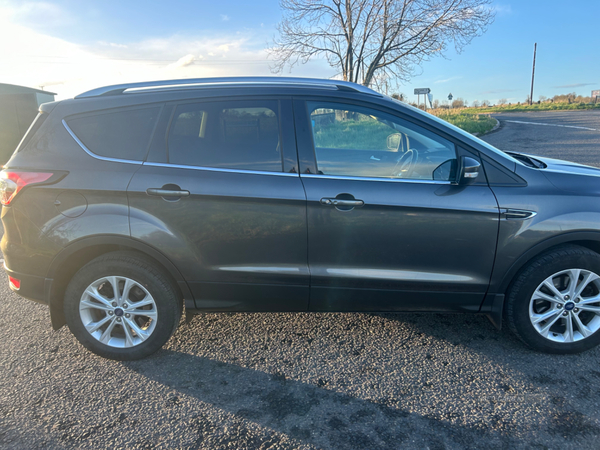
[459,156,481,185]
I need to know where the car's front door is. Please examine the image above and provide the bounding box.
[294,99,500,312]
[127,98,309,311]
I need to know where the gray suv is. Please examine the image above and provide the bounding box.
[3,77,600,360]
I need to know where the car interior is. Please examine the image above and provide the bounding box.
[310,107,457,181]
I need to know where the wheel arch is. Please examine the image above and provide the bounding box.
[46,235,194,330]
[481,231,600,329]
[499,232,600,295]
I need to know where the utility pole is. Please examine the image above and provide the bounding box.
[530,43,537,105]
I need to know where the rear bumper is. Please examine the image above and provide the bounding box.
[3,263,51,305]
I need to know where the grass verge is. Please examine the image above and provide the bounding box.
[430,110,497,135]
[479,102,600,113]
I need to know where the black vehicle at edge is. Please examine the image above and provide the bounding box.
[3,77,600,359]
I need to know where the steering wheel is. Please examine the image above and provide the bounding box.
[391,148,418,178]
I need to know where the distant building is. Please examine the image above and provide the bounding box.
[0,83,56,165]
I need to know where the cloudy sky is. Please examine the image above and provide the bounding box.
[1,0,598,103]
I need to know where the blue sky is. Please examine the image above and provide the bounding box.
[1,0,599,102]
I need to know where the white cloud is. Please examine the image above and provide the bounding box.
[434,76,462,84]
[0,7,106,96]
[98,41,129,49]
[493,4,512,15]
[221,14,230,21]
[553,83,595,89]
[7,1,74,27]
[165,54,196,70]
[0,3,336,100]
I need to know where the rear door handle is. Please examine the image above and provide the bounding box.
[320,198,364,207]
[146,188,190,197]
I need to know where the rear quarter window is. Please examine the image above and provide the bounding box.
[66,106,160,161]
[15,112,48,153]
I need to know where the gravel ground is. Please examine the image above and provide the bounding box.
[1,110,600,449]
[3,288,600,450]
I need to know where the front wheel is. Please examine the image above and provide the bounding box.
[64,252,181,360]
[506,245,600,354]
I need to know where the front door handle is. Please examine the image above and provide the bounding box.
[320,198,364,207]
[147,188,190,197]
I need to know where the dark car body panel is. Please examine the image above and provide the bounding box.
[128,164,310,311]
[3,79,600,332]
[488,165,600,293]
[291,97,500,311]
[300,176,499,311]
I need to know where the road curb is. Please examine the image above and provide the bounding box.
[473,117,501,137]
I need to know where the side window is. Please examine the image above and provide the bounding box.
[66,107,160,161]
[168,100,282,172]
[307,102,457,181]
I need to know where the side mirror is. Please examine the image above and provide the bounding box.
[459,156,481,185]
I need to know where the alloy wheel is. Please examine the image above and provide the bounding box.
[529,269,600,343]
[79,276,158,348]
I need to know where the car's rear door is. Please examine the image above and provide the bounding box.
[294,97,500,312]
[127,97,309,311]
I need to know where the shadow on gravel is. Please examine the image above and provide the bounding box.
[375,312,600,436]
[369,312,510,349]
[114,309,600,449]
[125,349,523,450]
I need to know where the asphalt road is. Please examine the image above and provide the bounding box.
[1,110,600,450]
[483,109,600,166]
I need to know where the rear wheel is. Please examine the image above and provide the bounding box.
[506,245,600,354]
[64,252,181,360]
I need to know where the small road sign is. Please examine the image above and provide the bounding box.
[592,90,600,101]
[414,88,430,95]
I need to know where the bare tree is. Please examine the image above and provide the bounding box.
[270,0,495,87]
[498,98,507,105]
[451,98,465,108]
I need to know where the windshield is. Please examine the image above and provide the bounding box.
[385,96,521,166]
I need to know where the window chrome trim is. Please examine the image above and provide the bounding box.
[300,173,452,184]
[62,119,143,165]
[143,161,299,177]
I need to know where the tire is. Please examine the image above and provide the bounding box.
[64,251,182,360]
[506,245,600,354]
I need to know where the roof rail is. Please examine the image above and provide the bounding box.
[74,77,381,99]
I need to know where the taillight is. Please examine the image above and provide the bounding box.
[0,171,53,206]
[8,276,20,290]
